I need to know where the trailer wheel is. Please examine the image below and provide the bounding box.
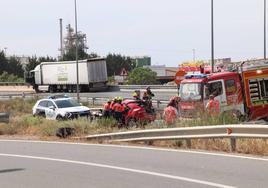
[33,85,39,93]
[34,87,40,93]
[49,86,55,93]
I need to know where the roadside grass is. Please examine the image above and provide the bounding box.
[2,98,268,156]
[0,99,241,138]
[146,138,268,156]
[0,98,120,137]
[0,115,120,137]
[148,112,240,129]
[0,98,37,115]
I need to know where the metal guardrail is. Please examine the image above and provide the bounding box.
[0,94,169,110]
[118,85,177,90]
[85,124,268,152]
[0,84,177,89]
[87,97,169,109]
[0,82,26,86]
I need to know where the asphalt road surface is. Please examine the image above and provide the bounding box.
[0,88,178,100]
[1,140,268,188]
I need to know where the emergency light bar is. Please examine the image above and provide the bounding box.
[185,74,207,79]
[48,94,70,99]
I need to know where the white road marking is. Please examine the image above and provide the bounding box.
[0,153,235,188]
[1,139,268,162]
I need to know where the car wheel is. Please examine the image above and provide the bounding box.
[127,118,137,128]
[56,115,64,121]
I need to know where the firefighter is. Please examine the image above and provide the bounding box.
[103,100,111,118]
[163,99,179,125]
[206,94,220,116]
[133,90,141,100]
[169,96,180,109]
[110,97,118,117]
[143,86,155,100]
[143,86,155,113]
[113,97,125,123]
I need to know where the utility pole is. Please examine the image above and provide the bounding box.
[192,49,196,62]
[211,0,215,73]
[74,0,80,101]
[59,18,64,60]
[265,0,267,60]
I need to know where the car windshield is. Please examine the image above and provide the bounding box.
[179,83,202,101]
[55,99,81,108]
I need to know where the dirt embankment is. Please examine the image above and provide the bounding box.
[0,86,34,92]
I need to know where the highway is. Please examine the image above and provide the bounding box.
[0,140,268,188]
[0,89,178,101]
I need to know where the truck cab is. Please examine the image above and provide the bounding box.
[179,72,244,117]
[178,60,268,121]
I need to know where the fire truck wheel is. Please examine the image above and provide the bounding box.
[232,110,243,121]
[222,110,242,121]
[263,117,268,122]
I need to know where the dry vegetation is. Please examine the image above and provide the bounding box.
[0,98,268,156]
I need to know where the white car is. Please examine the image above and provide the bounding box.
[32,95,91,120]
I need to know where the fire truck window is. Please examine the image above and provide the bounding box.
[204,85,209,99]
[260,79,268,98]
[249,79,268,104]
[208,81,223,97]
[226,80,236,93]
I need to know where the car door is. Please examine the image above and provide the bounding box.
[36,100,49,117]
[45,101,57,120]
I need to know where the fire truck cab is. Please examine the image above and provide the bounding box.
[178,60,268,121]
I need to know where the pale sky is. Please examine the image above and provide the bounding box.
[0,0,265,66]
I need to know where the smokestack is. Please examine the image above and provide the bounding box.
[59,18,63,59]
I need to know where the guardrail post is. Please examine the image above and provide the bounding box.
[157,100,161,109]
[186,139,191,149]
[92,97,96,106]
[87,97,90,106]
[22,92,25,99]
[230,138,236,152]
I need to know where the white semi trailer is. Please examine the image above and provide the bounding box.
[26,58,108,92]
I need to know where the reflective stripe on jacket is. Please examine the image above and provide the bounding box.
[206,99,220,116]
[113,103,124,112]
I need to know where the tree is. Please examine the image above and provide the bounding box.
[0,71,23,82]
[25,56,56,72]
[127,67,158,85]
[0,51,24,78]
[0,51,9,75]
[106,53,136,77]
[25,56,39,72]
[7,56,24,77]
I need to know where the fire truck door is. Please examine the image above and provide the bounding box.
[205,80,227,113]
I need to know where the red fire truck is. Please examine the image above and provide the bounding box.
[178,60,268,121]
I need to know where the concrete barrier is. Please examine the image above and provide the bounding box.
[0,86,34,92]
[0,82,26,86]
